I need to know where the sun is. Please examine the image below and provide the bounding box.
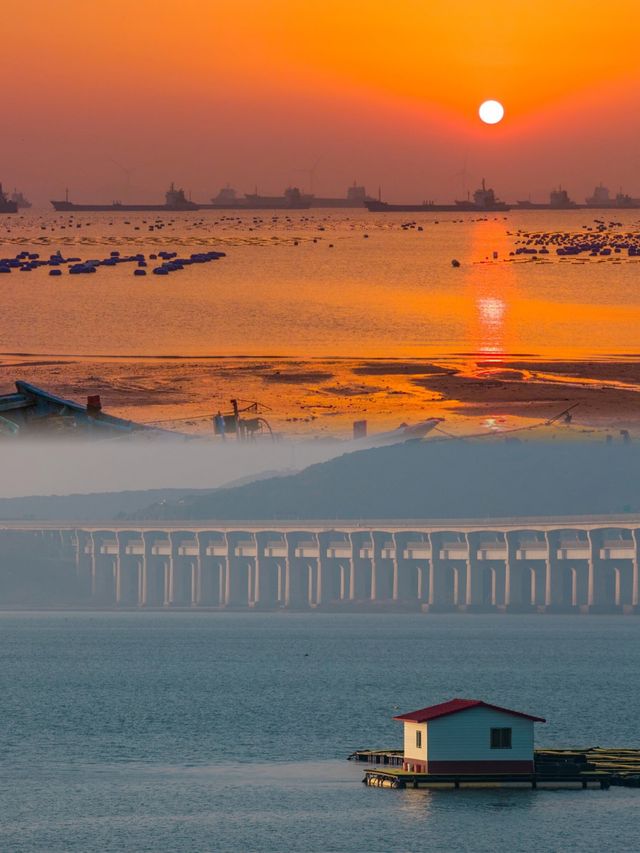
[479,100,505,125]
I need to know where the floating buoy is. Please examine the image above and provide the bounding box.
[451,259,461,267]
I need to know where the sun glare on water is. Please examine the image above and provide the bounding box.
[479,100,505,124]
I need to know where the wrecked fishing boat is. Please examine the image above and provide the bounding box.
[351,418,443,448]
[0,381,190,439]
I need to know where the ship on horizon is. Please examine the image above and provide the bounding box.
[516,184,640,210]
[585,184,640,209]
[50,183,199,212]
[365,178,510,213]
[309,182,375,208]
[203,182,374,210]
[516,187,577,210]
[201,186,312,210]
[0,183,18,214]
[10,189,31,209]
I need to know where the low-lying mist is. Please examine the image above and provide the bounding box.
[0,437,347,501]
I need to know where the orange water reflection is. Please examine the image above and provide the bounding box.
[462,219,516,361]
[3,211,640,359]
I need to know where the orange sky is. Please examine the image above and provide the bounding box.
[3,0,640,203]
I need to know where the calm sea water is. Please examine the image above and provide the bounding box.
[1,612,639,852]
[2,210,640,358]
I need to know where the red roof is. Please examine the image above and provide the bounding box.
[393,698,546,724]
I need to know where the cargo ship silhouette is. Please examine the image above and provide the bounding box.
[51,183,199,212]
[366,179,510,212]
[10,189,31,209]
[202,183,374,210]
[200,186,312,210]
[0,183,18,214]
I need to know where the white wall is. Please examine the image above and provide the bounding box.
[403,721,427,763]
[426,707,535,763]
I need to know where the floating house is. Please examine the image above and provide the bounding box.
[394,698,545,775]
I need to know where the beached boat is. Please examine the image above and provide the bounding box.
[0,381,189,439]
[354,418,443,447]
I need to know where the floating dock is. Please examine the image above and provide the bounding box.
[349,747,640,790]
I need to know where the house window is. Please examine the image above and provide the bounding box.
[416,730,422,749]
[490,727,512,749]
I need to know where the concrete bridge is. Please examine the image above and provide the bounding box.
[2,515,640,613]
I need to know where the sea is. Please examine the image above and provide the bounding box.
[2,612,640,853]
[1,209,640,359]
[2,209,640,851]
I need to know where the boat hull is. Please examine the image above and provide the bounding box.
[199,201,311,210]
[0,381,190,439]
[365,200,511,213]
[51,201,199,212]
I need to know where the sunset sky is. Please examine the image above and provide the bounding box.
[3,0,640,203]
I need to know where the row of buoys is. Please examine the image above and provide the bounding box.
[0,248,226,276]
[151,250,226,276]
[508,221,640,259]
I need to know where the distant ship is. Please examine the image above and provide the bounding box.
[204,183,375,210]
[365,179,510,213]
[50,183,199,212]
[208,186,242,207]
[10,189,31,209]
[515,187,578,210]
[515,185,640,210]
[309,183,376,208]
[0,183,18,214]
[200,185,312,210]
[549,187,578,209]
[515,199,552,210]
[454,179,510,211]
[241,186,312,209]
[585,184,640,209]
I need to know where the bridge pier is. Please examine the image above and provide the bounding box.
[6,518,640,613]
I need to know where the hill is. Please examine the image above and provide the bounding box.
[0,468,297,521]
[129,439,640,521]
[0,488,210,521]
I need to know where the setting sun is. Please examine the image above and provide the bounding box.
[479,100,505,124]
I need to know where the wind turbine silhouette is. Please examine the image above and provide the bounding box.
[295,158,321,195]
[451,156,472,201]
[108,157,137,201]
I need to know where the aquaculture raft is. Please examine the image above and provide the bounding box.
[536,747,640,787]
[350,747,640,789]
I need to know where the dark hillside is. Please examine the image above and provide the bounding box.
[130,440,640,520]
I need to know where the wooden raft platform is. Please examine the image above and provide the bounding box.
[349,746,640,790]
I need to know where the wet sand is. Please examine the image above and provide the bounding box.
[1,353,639,440]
